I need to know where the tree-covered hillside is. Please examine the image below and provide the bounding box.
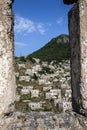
[27,34,70,62]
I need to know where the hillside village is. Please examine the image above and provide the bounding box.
[15,57,72,113]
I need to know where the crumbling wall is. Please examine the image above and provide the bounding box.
[0,0,15,116]
[68,0,87,114]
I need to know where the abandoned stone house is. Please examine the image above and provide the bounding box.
[38,79,47,85]
[19,75,30,82]
[30,89,40,98]
[25,69,33,75]
[45,89,61,99]
[32,65,42,72]
[50,89,61,97]
[21,86,33,95]
[18,63,25,69]
[58,100,72,112]
[28,102,42,110]
[43,86,52,91]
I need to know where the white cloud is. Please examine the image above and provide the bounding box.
[57,17,63,25]
[15,42,27,46]
[37,23,46,35]
[15,15,47,35]
[15,15,36,33]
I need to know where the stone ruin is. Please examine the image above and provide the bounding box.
[0,0,87,129]
[0,0,86,116]
[64,0,87,115]
[0,0,15,116]
[0,0,86,118]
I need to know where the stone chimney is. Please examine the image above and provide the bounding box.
[0,0,15,115]
[64,0,87,115]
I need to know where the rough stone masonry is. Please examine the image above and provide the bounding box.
[0,0,15,116]
[64,0,87,115]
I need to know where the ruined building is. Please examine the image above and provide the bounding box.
[64,0,87,115]
[0,0,87,129]
[0,0,87,117]
[0,0,15,116]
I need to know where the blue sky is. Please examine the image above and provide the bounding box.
[13,0,72,57]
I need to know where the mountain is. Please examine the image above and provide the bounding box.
[27,34,70,62]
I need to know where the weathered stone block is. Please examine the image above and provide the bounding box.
[0,0,15,116]
[69,0,87,114]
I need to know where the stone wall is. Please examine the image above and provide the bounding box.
[79,0,87,112]
[69,0,87,114]
[0,0,15,116]
[6,112,87,130]
[69,3,81,113]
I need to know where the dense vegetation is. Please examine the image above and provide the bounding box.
[27,34,70,62]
